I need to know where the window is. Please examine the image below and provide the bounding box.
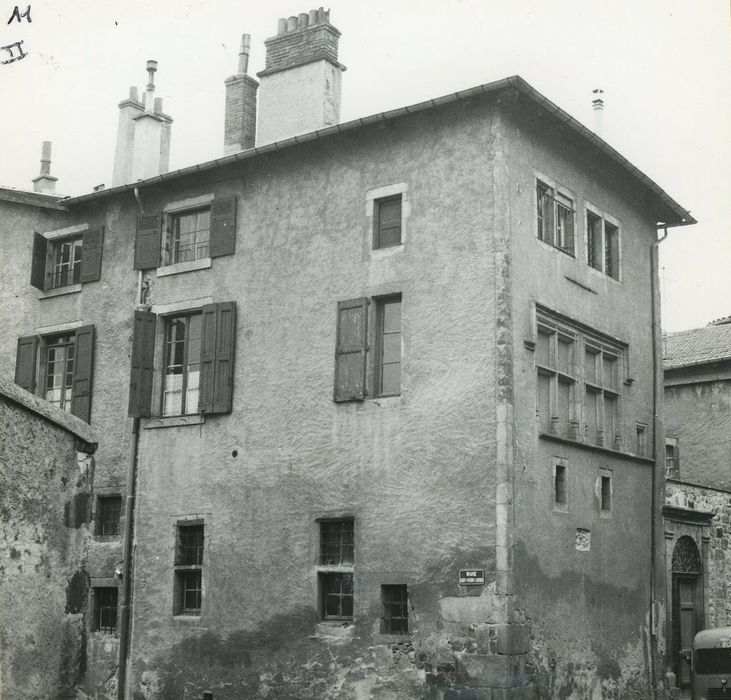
[93,587,118,633]
[586,210,620,280]
[30,228,104,291]
[128,302,236,418]
[174,523,204,615]
[374,195,402,249]
[14,326,95,422]
[535,309,626,449]
[163,208,211,265]
[97,495,122,536]
[554,464,567,506]
[375,297,402,397]
[133,196,236,270]
[536,180,575,255]
[381,585,408,634]
[163,312,202,416]
[318,519,354,621]
[600,474,612,512]
[635,424,647,457]
[334,295,402,402]
[665,437,680,479]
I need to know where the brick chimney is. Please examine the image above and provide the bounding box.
[223,34,259,154]
[256,8,345,145]
[31,141,58,194]
[112,61,173,186]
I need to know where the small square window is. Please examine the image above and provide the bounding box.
[93,587,118,633]
[381,584,408,634]
[97,495,122,536]
[164,208,211,265]
[374,195,402,249]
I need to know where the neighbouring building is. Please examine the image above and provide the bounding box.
[662,319,731,692]
[0,8,697,699]
[0,379,98,699]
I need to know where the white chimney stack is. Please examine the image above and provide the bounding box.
[592,88,604,137]
[32,140,58,194]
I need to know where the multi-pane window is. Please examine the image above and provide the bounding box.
[376,297,402,397]
[535,322,577,437]
[586,210,620,280]
[536,180,575,255]
[174,523,204,615]
[665,438,680,479]
[164,208,211,265]
[536,310,626,449]
[374,195,402,249]
[48,237,83,289]
[319,519,354,621]
[320,520,354,565]
[45,333,76,411]
[94,587,118,634]
[97,495,122,536]
[381,585,408,634]
[163,313,202,416]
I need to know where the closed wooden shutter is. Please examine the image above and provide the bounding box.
[15,335,39,392]
[209,196,237,258]
[334,298,368,402]
[128,310,156,417]
[30,232,47,290]
[199,302,237,414]
[71,325,94,423]
[134,214,162,269]
[80,227,104,283]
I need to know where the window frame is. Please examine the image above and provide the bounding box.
[585,204,621,280]
[47,235,83,290]
[43,332,77,412]
[536,178,576,257]
[317,518,355,623]
[92,586,119,634]
[373,195,403,250]
[598,469,613,516]
[161,311,203,418]
[163,206,212,267]
[96,494,123,537]
[381,584,409,634]
[374,295,402,398]
[174,521,205,616]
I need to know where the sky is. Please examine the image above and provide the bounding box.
[0,0,728,332]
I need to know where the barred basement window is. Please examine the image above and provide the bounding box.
[93,587,118,633]
[381,584,409,634]
[536,180,575,255]
[174,523,204,615]
[97,495,122,536]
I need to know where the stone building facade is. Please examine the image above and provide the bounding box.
[662,320,731,692]
[0,9,696,699]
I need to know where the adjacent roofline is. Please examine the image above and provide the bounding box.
[59,75,695,225]
[0,186,67,210]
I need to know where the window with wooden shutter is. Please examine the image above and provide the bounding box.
[198,301,236,414]
[134,213,163,270]
[70,325,94,423]
[15,335,39,391]
[79,228,104,283]
[30,232,47,290]
[128,310,157,418]
[208,196,237,258]
[334,298,368,402]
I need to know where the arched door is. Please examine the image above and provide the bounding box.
[672,536,703,688]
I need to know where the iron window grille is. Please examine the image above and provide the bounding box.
[536,181,575,256]
[94,587,118,634]
[162,313,202,417]
[320,572,354,620]
[381,585,408,634]
[174,523,204,615]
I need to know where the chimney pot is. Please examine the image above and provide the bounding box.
[298,13,309,29]
[238,33,251,75]
[277,18,287,34]
[154,97,163,113]
[287,16,297,32]
[308,9,318,24]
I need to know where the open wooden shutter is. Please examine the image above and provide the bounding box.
[199,302,236,414]
[71,325,94,423]
[80,227,104,283]
[30,232,47,290]
[209,196,237,258]
[15,335,39,392]
[334,298,368,402]
[128,310,157,417]
[134,213,162,269]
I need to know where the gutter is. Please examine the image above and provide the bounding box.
[60,76,695,226]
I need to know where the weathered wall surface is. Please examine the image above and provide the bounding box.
[125,101,507,698]
[666,480,731,628]
[665,375,731,490]
[0,381,98,699]
[505,103,660,698]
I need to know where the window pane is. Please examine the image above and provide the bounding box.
[585,390,598,441]
[536,330,551,367]
[377,299,401,396]
[587,213,602,270]
[537,373,551,431]
[585,349,598,384]
[605,223,619,279]
[602,354,617,390]
[601,476,612,511]
[604,395,617,440]
[381,333,400,364]
[381,300,401,334]
[380,364,401,396]
[554,465,567,505]
[557,378,571,434]
[557,337,572,374]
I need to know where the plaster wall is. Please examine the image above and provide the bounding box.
[665,376,731,490]
[504,108,660,698]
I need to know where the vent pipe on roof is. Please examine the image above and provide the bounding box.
[592,88,604,137]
